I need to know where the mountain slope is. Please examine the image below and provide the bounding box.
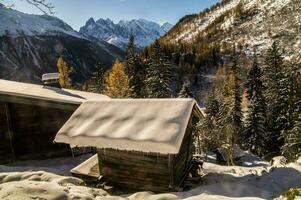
[0,4,124,84]
[156,0,301,103]
[0,4,81,38]
[80,18,173,50]
[161,0,301,61]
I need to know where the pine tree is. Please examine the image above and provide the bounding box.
[57,57,72,89]
[218,48,243,165]
[126,35,135,58]
[234,0,243,18]
[104,60,132,98]
[178,82,194,98]
[263,41,285,157]
[197,92,221,154]
[282,113,301,161]
[242,56,268,157]
[125,35,145,97]
[90,62,105,94]
[281,62,301,160]
[145,40,172,98]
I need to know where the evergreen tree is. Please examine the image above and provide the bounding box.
[242,56,268,157]
[263,41,285,157]
[57,57,72,89]
[197,92,221,154]
[125,36,145,97]
[104,59,132,98]
[282,113,301,161]
[218,48,243,165]
[281,62,301,160]
[90,62,105,94]
[145,40,172,98]
[178,82,194,98]
[126,35,135,58]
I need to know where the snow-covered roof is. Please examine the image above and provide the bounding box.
[0,79,109,105]
[71,154,100,178]
[54,99,203,154]
[200,107,206,116]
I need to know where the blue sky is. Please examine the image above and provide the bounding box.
[3,0,220,30]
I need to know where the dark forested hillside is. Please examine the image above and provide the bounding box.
[0,35,124,84]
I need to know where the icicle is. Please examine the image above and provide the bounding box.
[70,146,74,158]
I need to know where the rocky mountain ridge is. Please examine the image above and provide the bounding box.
[0,5,124,84]
[80,18,173,50]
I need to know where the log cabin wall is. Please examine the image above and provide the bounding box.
[97,148,171,192]
[172,116,195,187]
[96,113,198,192]
[0,104,13,162]
[0,101,76,163]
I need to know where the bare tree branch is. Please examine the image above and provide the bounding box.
[23,0,54,15]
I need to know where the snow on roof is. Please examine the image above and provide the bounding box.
[54,98,203,154]
[0,79,109,104]
[71,154,100,178]
[200,107,206,116]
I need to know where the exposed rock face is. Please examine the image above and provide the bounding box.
[80,18,173,50]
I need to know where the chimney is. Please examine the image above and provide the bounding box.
[42,73,61,88]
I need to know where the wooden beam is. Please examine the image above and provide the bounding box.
[97,149,104,176]
[168,154,175,189]
[193,105,204,119]
[0,94,79,111]
[4,103,15,161]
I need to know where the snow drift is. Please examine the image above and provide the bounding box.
[0,156,300,200]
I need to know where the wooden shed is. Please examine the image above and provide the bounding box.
[0,79,109,163]
[54,99,204,192]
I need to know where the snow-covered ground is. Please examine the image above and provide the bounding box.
[174,0,241,42]
[0,154,93,176]
[0,153,300,200]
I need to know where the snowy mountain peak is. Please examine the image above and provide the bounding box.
[96,18,114,25]
[80,18,173,50]
[161,22,173,32]
[0,7,124,84]
[86,17,95,24]
[0,6,83,38]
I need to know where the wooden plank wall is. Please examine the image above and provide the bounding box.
[0,104,13,163]
[172,118,194,187]
[98,149,171,192]
[0,101,75,163]
[96,114,198,192]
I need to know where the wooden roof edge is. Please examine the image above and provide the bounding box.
[192,101,205,119]
[0,93,80,110]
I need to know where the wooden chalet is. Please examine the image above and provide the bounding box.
[54,99,204,192]
[0,79,109,163]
